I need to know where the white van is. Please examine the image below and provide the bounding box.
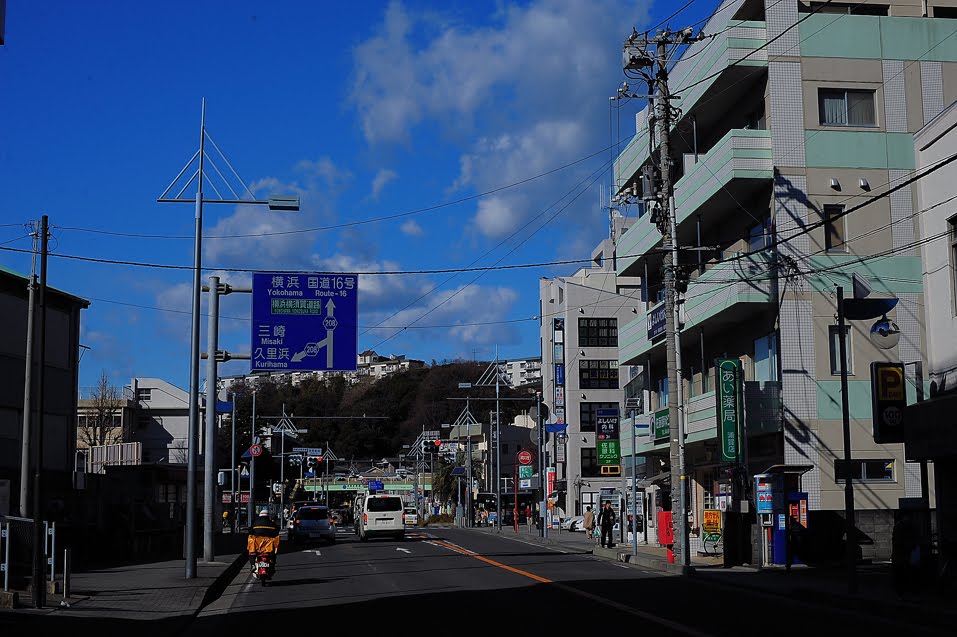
[357,493,406,541]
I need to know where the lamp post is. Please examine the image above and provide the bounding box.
[158,99,299,578]
[836,284,900,595]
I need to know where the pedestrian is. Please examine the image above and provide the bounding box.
[785,515,804,571]
[583,506,595,539]
[892,513,918,600]
[524,504,533,532]
[597,501,617,548]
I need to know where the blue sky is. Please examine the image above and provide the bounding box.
[0,1,719,392]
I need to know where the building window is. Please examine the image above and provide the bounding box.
[950,216,957,314]
[581,447,600,478]
[819,88,876,127]
[580,402,619,432]
[835,459,894,482]
[701,467,720,510]
[823,204,847,253]
[578,318,618,347]
[810,2,889,15]
[829,325,853,375]
[753,333,778,382]
[579,360,620,389]
[657,376,669,409]
[936,7,957,18]
[749,218,771,252]
[136,388,152,401]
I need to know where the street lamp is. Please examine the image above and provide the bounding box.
[158,98,299,578]
[836,284,899,595]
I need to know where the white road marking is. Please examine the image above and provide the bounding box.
[396,547,412,553]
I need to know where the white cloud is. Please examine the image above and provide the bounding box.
[400,219,424,236]
[370,169,398,200]
[349,0,652,242]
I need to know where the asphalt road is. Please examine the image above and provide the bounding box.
[175,526,953,636]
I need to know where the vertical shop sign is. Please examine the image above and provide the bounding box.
[716,358,742,462]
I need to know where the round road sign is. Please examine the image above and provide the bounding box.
[518,450,533,465]
[250,443,263,457]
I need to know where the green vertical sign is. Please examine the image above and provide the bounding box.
[654,408,670,440]
[596,409,621,467]
[716,358,742,462]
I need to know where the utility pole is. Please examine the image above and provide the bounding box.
[31,215,49,609]
[623,26,703,569]
[19,220,39,518]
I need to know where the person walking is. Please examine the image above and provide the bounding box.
[597,501,617,548]
[892,513,917,600]
[583,506,595,540]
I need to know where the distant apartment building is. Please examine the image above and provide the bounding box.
[611,0,957,561]
[221,350,424,392]
[77,377,192,470]
[539,236,642,517]
[501,356,543,388]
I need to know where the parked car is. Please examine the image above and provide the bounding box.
[288,505,337,545]
[560,515,586,532]
[403,506,418,527]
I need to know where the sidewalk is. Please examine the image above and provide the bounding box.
[486,523,957,618]
[0,531,248,623]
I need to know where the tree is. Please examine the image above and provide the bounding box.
[78,370,125,448]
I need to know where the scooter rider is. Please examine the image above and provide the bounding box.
[247,507,281,577]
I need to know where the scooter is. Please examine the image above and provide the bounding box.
[252,551,276,586]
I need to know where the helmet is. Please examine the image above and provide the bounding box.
[258,507,270,516]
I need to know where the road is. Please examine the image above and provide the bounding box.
[178,526,952,635]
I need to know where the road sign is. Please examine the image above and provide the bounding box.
[422,430,440,438]
[249,444,263,457]
[368,480,383,491]
[871,361,906,444]
[251,272,358,373]
[293,447,323,456]
[517,450,533,465]
[450,467,466,477]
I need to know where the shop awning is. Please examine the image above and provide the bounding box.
[760,464,813,475]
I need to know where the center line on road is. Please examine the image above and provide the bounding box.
[428,539,553,583]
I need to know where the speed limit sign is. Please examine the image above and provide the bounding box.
[250,443,263,457]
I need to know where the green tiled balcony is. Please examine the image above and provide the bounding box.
[673,129,773,225]
[619,253,774,365]
[616,129,772,277]
[616,212,659,277]
[612,21,768,192]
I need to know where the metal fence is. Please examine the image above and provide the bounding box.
[1,516,56,592]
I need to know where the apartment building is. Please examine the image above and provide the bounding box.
[77,377,192,468]
[539,236,643,517]
[907,97,957,575]
[613,0,957,562]
[502,356,543,388]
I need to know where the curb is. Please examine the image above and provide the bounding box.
[197,552,248,613]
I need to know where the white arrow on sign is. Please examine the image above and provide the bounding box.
[291,299,337,366]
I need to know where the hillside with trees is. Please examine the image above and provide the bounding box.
[219,361,538,477]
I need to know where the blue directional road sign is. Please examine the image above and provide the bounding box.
[251,272,358,372]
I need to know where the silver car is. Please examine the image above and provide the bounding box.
[288,505,337,545]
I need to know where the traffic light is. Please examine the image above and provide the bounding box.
[421,439,442,454]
